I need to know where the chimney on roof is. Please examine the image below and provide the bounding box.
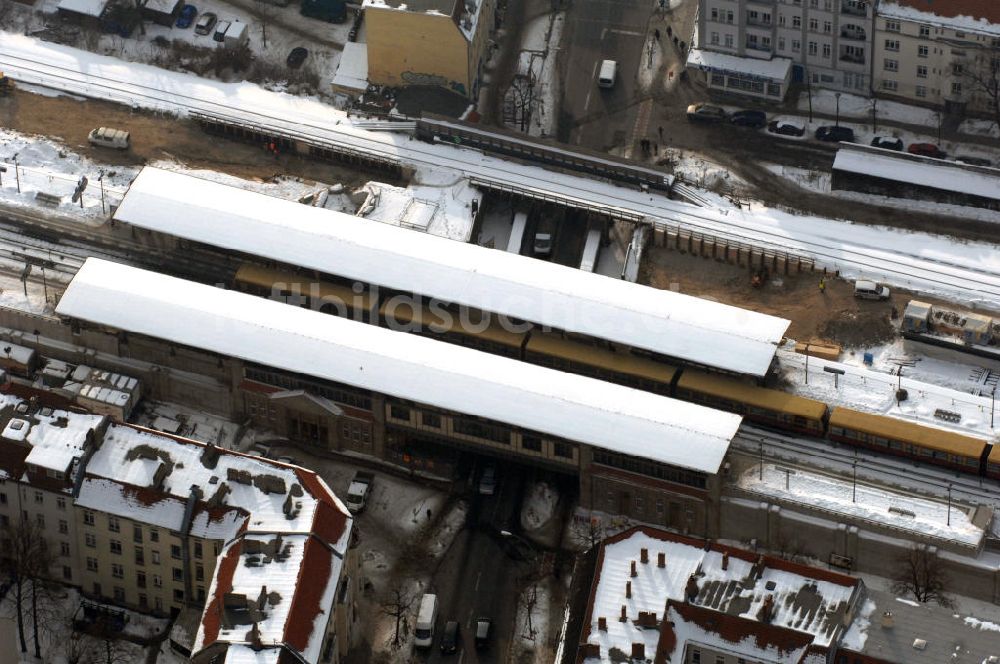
[631,643,645,660]
[249,621,263,651]
[640,548,649,564]
[722,552,729,571]
[657,552,665,568]
[630,560,637,578]
[759,595,775,624]
[598,617,607,631]
[881,610,894,629]
[580,643,600,658]
[626,581,632,599]
[201,442,221,469]
[257,585,268,610]
[637,611,658,628]
[620,605,627,622]
[685,575,699,603]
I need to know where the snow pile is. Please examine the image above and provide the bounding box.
[840,599,877,651]
[964,616,1000,632]
[738,464,985,547]
[521,481,558,531]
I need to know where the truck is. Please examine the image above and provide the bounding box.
[346,471,374,513]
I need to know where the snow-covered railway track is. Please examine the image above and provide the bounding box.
[733,425,1000,505]
[4,41,1000,306]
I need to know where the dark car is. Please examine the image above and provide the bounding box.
[686,103,727,123]
[729,110,767,128]
[908,142,947,159]
[175,4,197,28]
[870,136,903,151]
[287,47,309,69]
[474,618,492,650]
[815,125,855,142]
[194,11,216,35]
[441,621,461,655]
[767,120,805,137]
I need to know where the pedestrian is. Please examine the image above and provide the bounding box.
[426,508,432,521]
[653,142,658,153]
[658,125,663,140]
[819,278,826,294]
[654,28,660,41]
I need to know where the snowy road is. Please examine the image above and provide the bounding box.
[4,32,1000,308]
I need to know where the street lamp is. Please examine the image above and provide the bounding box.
[946,483,953,527]
[500,530,537,562]
[871,97,878,133]
[835,92,842,127]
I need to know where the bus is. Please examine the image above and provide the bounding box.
[579,229,602,272]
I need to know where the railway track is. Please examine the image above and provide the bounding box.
[4,44,1000,306]
[733,424,1000,506]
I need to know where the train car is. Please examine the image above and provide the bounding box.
[233,263,378,322]
[828,407,989,475]
[379,299,527,359]
[986,444,1000,481]
[675,370,828,435]
[524,332,676,395]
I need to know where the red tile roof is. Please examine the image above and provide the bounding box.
[199,539,244,648]
[284,536,335,653]
[888,0,1000,25]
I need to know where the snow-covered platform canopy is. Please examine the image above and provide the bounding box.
[56,259,743,474]
[113,167,789,377]
[686,48,793,82]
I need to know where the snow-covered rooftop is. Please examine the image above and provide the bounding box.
[686,48,793,81]
[331,41,368,92]
[879,0,1000,37]
[834,145,1000,201]
[57,259,742,474]
[112,167,789,377]
[582,528,859,662]
[56,0,109,18]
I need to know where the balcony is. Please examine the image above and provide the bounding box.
[840,0,868,17]
[746,16,773,28]
[839,51,866,64]
[840,25,866,41]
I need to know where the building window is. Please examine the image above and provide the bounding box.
[194,542,202,559]
[792,15,801,28]
[822,43,831,58]
[884,39,899,52]
[135,547,145,566]
[522,435,542,452]
[172,568,183,582]
[553,442,574,459]
[420,412,441,428]
[62,566,72,581]
[196,565,204,581]
[918,45,928,58]
[808,41,817,55]
[792,39,801,52]
[823,20,831,33]
[778,13,785,26]
[917,65,927,78]
[153,574,162,588]
[34,490,43,504]
[916,85,927,97]
[86,557,98,572]
[919,25,930,38]
[56,497,66,511]
[113,587,125,602]
[112,563,124,579]
[60,541,70,556]
[885,20,899,32]
[951,81,963,95]
[692,650,701,664]
[137,571,147,588]
[171,544,181,560]
[882,79,898,91]
[389,404,410,421]
[108,516,120,533]
[139,593,148,608]
[133,525,143,543]
[952,63,964,76]
[155,597,163,612]
[198,587,206,602]
[35,514,44,529]
[85,533,96,548]
[149,529,159,543]
[84,510,95,526]
[152,551,160,564]
[710,7,717,21]
[59,519,68,535]
[884,59,898,72]
[724,34,733,48]
[173,589,184,602]
[110,540,122,555]
[778,37,785,51]
[453,417,511,445]
[808,17,818,31]
[726,10,733,23]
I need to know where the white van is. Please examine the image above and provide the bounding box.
[414,593,438,649]
[854,280,890,300]
[598,59,617,88]
[87,127,130,150]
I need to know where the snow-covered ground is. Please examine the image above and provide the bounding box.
[738,463,985,547]
[521,481,558,531]
[508,10,564,138]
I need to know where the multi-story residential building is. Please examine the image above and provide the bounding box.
[873,0,1000,115]
[691,0,875,99]
[0,382,357,664]
[362,0,497,99]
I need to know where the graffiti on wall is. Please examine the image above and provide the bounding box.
[401,70,467,97]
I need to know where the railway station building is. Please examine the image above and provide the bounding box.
[40,258,744,537]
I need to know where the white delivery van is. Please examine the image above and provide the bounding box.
[414,593,438,649]
[225,19,249,47]
[87,127,130,150]
[854,280,890,300]
[598,59,617,88]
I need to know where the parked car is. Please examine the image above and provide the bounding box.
[907,142,947,159]
[854,280,890,300]
[175,4,197,28]
[729,110,766,128]
[686,103,727,123]
[441,621,461,655]
[767,120,805,137]
[345,471,373,514]
[870,135,903,151]
[194,11,216,35]
[954,155,993,167]
[478,465,497,495]
[474,618,492,650]
[213,19,231,42]
[286,47,309,69]
[815,125,855,142]
[87,127,130,150]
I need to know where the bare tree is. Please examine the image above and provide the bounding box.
[379,585,415,649]
[517,582,538,640]
[890,545,955,607]
[254,0,279,50]
[1,517,55,658]
[961,48,1000,133]
[61,632,134,664]
[571,513,606,552]
[503,75,534,132]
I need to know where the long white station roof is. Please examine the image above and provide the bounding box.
[57,259,742,474]
[113,167,789,377]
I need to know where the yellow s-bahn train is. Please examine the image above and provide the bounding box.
[232,262,998,479]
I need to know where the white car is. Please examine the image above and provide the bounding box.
[478,466,497,495]
[87,127,130,150]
